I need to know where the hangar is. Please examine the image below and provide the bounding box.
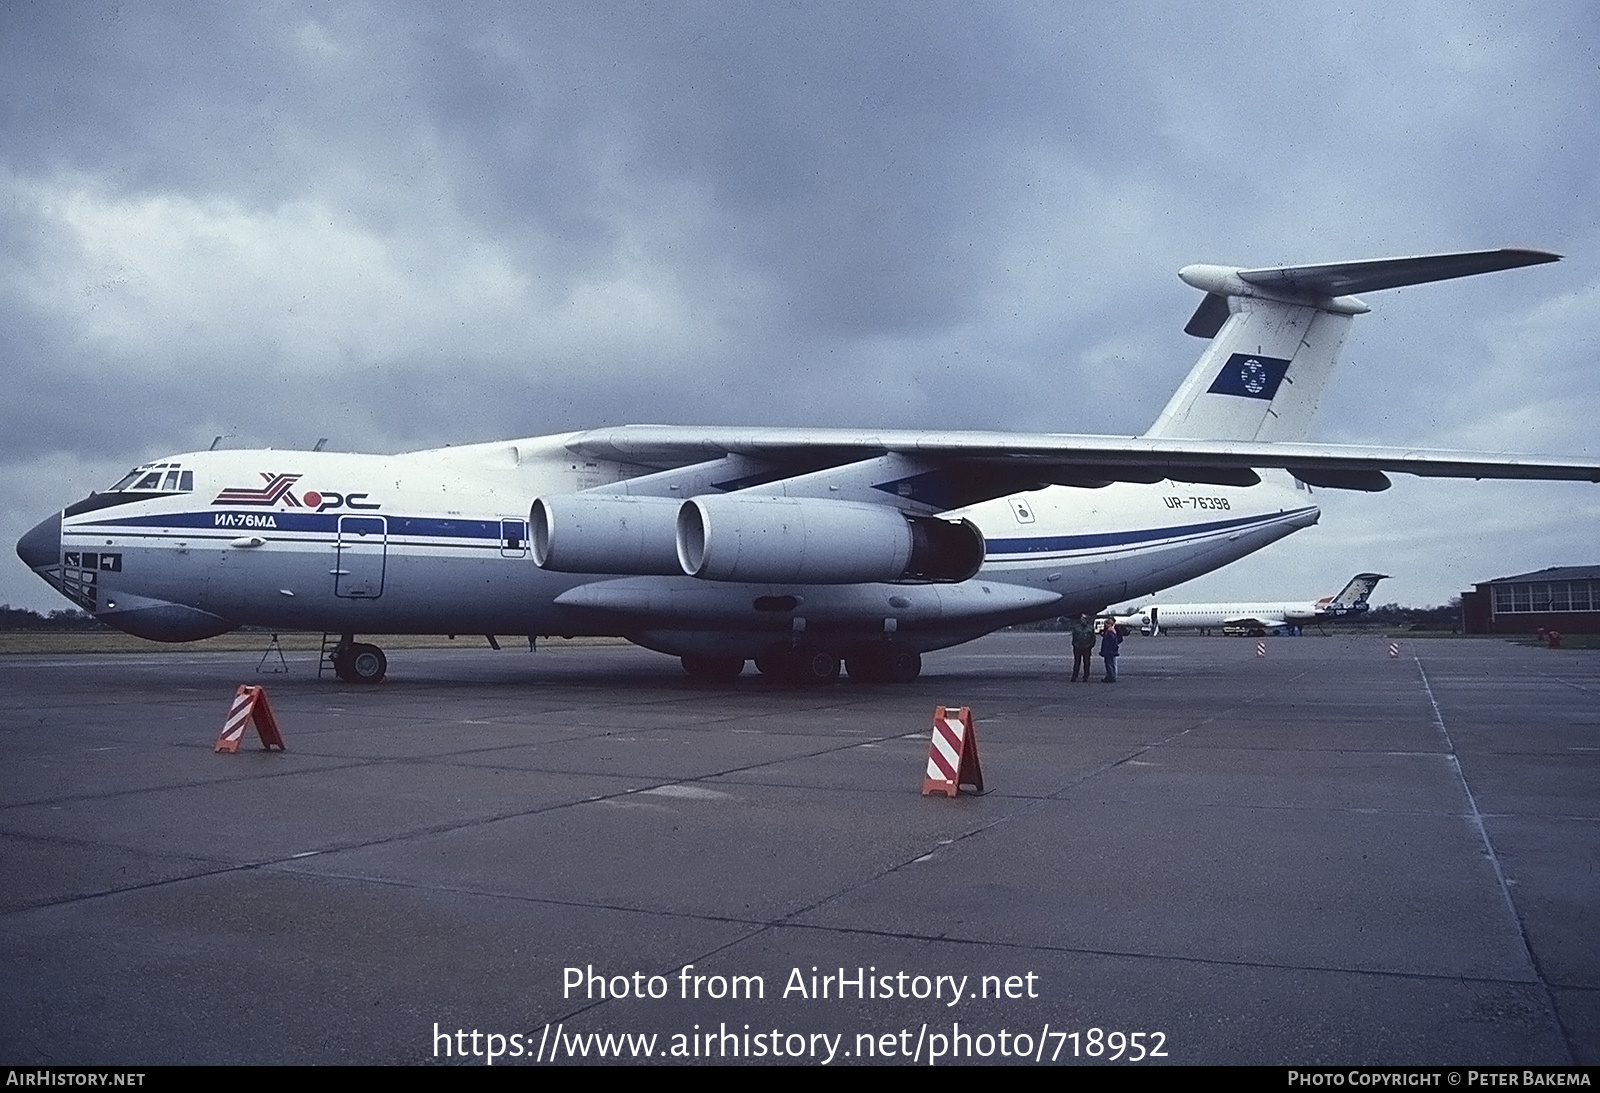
[1460,564,1600,635]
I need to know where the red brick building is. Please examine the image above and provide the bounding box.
[1460,565,1600,635]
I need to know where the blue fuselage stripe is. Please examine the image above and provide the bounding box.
[77,511,504,539]
[984,508,1310,555]
[75,506,1312,555]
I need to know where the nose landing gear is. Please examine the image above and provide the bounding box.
[326,635,388,684]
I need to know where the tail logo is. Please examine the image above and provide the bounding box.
[1207,353,1290,400]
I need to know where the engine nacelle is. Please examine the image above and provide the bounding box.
[531,495,683,575]
[676,496,984,584]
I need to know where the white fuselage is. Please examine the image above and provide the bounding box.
[1118,601,1325,633]
[33,435,1319,659]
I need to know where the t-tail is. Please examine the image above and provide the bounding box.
[1142,249,1560,452]
[1320,572,1389,616]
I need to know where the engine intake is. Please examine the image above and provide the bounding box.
[676,496,983,584]
[531,495,683,575]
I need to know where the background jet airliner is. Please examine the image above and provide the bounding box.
[1115,572,1388,636]
[16,248,1599,684]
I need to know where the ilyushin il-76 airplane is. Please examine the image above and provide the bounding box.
[1114,572,1389,636]
[17,248,1600,685]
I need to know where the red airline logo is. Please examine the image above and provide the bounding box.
[213,473,379,511]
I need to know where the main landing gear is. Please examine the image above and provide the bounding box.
[679,654,746,682]
[327,634,387,684]
[705,643,921,685]
[755,644,841,685]
[844,646,921,684]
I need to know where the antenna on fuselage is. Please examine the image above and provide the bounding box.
[313,438,329,452]
[209,436,223,451]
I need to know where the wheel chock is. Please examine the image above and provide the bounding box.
[922,705,983,798]
[215,685,287,753]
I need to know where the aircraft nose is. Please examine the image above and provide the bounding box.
[16,511,61,570]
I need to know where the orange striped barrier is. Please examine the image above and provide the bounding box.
[922,706,983,798]
[1388,642,1400,658]
[215,685,287,753]
[1255,640,1266,657]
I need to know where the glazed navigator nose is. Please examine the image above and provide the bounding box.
[16,511,61,570]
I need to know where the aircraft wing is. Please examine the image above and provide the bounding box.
[1222,615,1289,630]
[559,425,1600,501]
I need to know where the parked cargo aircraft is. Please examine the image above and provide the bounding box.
[17,248,1598,684]
[1115,572,1388,635]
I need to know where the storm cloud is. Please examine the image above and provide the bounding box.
[3,1,1597,611]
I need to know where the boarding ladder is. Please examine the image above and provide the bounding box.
[318,633,343,679]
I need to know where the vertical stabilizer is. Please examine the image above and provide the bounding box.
[1145,298,1352,442]
[1143,248,1560,443]
[1329,572,1387,609]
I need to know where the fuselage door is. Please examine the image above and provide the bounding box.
[334,515,388,598]
[500,518,529,558]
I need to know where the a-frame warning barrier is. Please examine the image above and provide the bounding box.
[215,685,287,753]
[922,705,983,797]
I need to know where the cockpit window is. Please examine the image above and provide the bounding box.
[105,464,195,493]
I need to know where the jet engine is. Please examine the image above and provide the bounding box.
[676,495,983,584]
[530,495,683,575]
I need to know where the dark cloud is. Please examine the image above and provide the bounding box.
[2,0,1597,610]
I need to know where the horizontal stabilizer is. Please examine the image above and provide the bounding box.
[1236,248,1560,298]
[1155,247,1561,442]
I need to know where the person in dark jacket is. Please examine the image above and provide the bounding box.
[1069,614,1096,682]
[1099,619,1123,683]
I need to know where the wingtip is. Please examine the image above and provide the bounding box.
[1501,247,1562,264]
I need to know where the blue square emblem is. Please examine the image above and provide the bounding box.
[1207,353,1291,400]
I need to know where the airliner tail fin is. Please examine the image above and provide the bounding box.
[1144,248,1559,444]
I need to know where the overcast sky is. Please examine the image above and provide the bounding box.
[3,1,1597,614]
